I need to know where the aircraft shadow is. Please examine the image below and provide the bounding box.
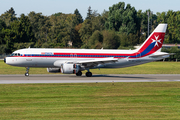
[0,74,154,80]
[30,74,154,79]
[91,74,153,79]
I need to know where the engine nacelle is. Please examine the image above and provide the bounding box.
[47,68,60,73]
[61,63,80,74]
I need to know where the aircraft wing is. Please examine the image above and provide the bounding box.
[76,57,118,68]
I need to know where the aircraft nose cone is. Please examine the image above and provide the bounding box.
[4,57,6,63]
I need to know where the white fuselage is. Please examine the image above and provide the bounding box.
[5,48,169,69]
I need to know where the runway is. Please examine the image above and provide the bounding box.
[0,74,180,84]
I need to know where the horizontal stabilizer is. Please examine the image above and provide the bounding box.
[150,53,175,58]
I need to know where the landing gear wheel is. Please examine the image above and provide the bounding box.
[25,73,29,76]
[86,72,92,77]
[25,67,30,77]
[76,71,82,76]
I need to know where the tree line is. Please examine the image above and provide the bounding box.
[0,2,180,57]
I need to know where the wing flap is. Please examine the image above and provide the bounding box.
[78,57,118,64]
[77,57,118,68]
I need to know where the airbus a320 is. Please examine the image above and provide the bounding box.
[4,24,171,77]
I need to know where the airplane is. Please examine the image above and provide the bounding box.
[4,24,171,77]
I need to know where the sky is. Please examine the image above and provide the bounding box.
[0,0,180,19]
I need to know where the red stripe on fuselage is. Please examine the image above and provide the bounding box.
[54,53,136,56]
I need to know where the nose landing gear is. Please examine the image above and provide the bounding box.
[25,67,30,77]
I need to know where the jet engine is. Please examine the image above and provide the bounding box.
[61,63,80,74]
[47,68,60,73]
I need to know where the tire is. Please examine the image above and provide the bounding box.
[76,71,82,76]
[86,72,92,77]
[25,73,29,77]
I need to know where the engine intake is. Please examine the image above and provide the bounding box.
[61,63,80,74]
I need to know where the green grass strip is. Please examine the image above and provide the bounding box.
[0,82,180,119]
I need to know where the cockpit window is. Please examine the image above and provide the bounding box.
[10,53,15,56]
[10,53,21,56]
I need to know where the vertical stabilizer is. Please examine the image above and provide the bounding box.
[136,24,167,57]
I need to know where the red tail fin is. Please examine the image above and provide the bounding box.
[137,24,167,57]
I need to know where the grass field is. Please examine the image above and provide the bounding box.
[1,60,180,119]
[1,60,180,74]
[0,82,180,119]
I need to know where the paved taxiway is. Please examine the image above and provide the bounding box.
[0,74,180,84]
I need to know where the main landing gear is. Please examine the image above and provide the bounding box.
[25,67,30,77]
[76,70,92,77]
[86,72,92,77]
[86,69,92,77]
[76,71,82,76]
